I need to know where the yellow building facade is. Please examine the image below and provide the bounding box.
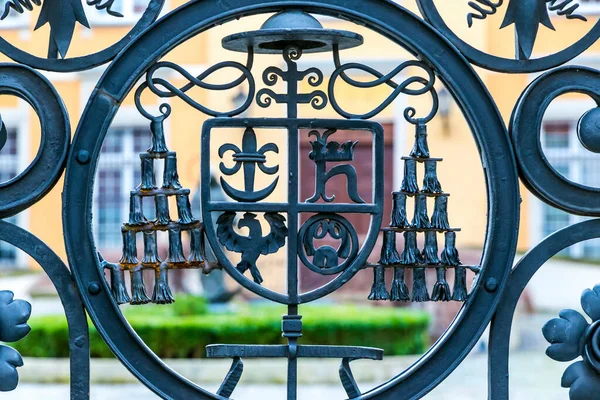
[0,0,599,271]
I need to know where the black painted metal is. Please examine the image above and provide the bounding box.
[0,0,599,399]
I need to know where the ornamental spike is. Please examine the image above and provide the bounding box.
[409,121,430,158]
[422,160,442,193]
[163,153,182,190]
[423,230,440,265]
[412,268,430,302]
[412,194,431,229]
[401,159,419,194]
[140,155,157,191]
[431,196,450,230]
[452,266,469,302]
[390,193,409,228]
[130,265,150,305]
[432,267,451,302]
[155,194,171,225]
[401,231,423,265]
[441,231,461,266]
[390,267,410,302]
[128,194,148,225]
[176,193,196,225]
[368,265,390,301]
[119,229,138,266]
[167,227,186,264]
[142,231,161,266]
[379,231,401,266]
[152,262,175,305]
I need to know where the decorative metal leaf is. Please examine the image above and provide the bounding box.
[0,291,31,343]
[542,309,588,362]
[581,284,600,322]
[561,361,600,400]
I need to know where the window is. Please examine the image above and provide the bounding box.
[94,127,151,251]
[0,0,30,29]
[577,0,600,15]
[86,0,149,25]
[541,120,600,259]
[0,128,23,267]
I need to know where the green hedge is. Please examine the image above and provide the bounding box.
[13,300,429,359]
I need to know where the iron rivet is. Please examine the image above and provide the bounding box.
[77,150,90,164]
[578,108,600,153]
[485,278,498,293]
[88,281,102,295]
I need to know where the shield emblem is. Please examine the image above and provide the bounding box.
[201,117,384,304]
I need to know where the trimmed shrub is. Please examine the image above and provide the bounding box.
[12,303,429,359]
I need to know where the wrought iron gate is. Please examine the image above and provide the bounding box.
[0,0,598,399]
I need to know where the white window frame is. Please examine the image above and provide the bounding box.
[0,1,30,30]
[0,100,30,269]
[86,0,164,26]
[577,1,600,15]
[531,98,598,259]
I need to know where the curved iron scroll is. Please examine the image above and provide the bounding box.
[0,221,90,399]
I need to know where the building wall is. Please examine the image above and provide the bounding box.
[0,1,597,270]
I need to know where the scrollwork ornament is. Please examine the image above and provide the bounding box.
[329,48,439,122]
[543,284,600,399]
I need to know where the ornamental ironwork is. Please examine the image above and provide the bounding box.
[0,1,598,399]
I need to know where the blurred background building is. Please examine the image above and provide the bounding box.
[0,0,599,285]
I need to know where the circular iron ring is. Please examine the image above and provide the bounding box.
[64,1,519,398]
[0,64,69,218]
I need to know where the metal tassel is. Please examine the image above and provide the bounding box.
[163,153,182,190]
[130,265,150,305]
[412,267,429,302]
[128,194,148,225]
[431,196,450,230]
[188,227,206,264]
[452,267,468,302]
[390,193,409,228]
[368,265,390,301]
[119,229,139,266]
[149,117,169,153]
[409,121,430,158]
[401,159,419,194]
[98,253,130,305]
[176,194,196,225]
[441,231,461,266]
[140,155,157,190]
[379,231,401,266]
[155,194,171,225]
[152,262,175,305]
[432,267,451,302]
[401,231,423,265]
[167,227,186,264]
[423,230,440,265]
[390,267,410,302]
[142,231,161,266]
[412,194,431,229]
[422,160,442,193]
